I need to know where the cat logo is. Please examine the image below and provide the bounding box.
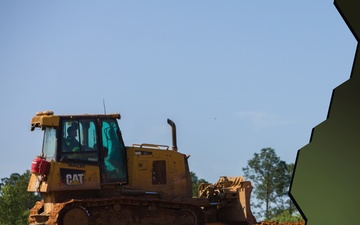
[60,168,85,186]
[66,173,84,185]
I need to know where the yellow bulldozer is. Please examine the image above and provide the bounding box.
[27,110,256,225]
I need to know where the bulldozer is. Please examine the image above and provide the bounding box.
[27,110,257,225]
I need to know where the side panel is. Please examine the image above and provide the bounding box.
[126,147,192,199]
[27,174,41,192]
[28,161,101,192]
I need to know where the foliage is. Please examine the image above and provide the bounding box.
[0,171,41,225]
[271,210,304,223]
[242,148,295,220]
[190,171,207,197]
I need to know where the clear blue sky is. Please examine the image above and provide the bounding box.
[0,1,356,183]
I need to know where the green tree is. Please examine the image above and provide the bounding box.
[283,163,297,215]
[272,210,303,223]
[190,171,207,197]
[0,171,41,225]
[242,148,289,220]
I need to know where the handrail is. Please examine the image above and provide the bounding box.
[132,143,169,150]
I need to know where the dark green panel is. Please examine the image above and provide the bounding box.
[290,1,360,224]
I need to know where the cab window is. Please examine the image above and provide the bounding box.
[101,119,127,183]
[43,127,56,161]
[60,119,98,163]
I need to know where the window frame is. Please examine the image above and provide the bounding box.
[58,118,99,164]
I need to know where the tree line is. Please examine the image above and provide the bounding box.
[242,147,302,222]
[0,171,41,225]
[0,148,302,224]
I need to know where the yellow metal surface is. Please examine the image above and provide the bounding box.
[27,174,41,192]
[126,145,192,199]
[30,110,121,130]
[28,161,101,192]
[31,113,60,128]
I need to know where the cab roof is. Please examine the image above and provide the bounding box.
[31,110,121,130]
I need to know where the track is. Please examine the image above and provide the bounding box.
[29,199,304,225]
[30,197,207,225]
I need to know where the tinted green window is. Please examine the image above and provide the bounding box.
[101,119,127,183]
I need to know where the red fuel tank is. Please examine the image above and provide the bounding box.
[31,156,50,175]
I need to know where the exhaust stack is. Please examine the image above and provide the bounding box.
[167,119,178,151]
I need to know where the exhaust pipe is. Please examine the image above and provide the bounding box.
[167,119,178,151]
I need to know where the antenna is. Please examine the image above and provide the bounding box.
[103,99,107,114]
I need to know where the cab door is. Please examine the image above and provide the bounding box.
[100,119,128,184]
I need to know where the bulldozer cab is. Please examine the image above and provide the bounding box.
[33,111,127,184]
